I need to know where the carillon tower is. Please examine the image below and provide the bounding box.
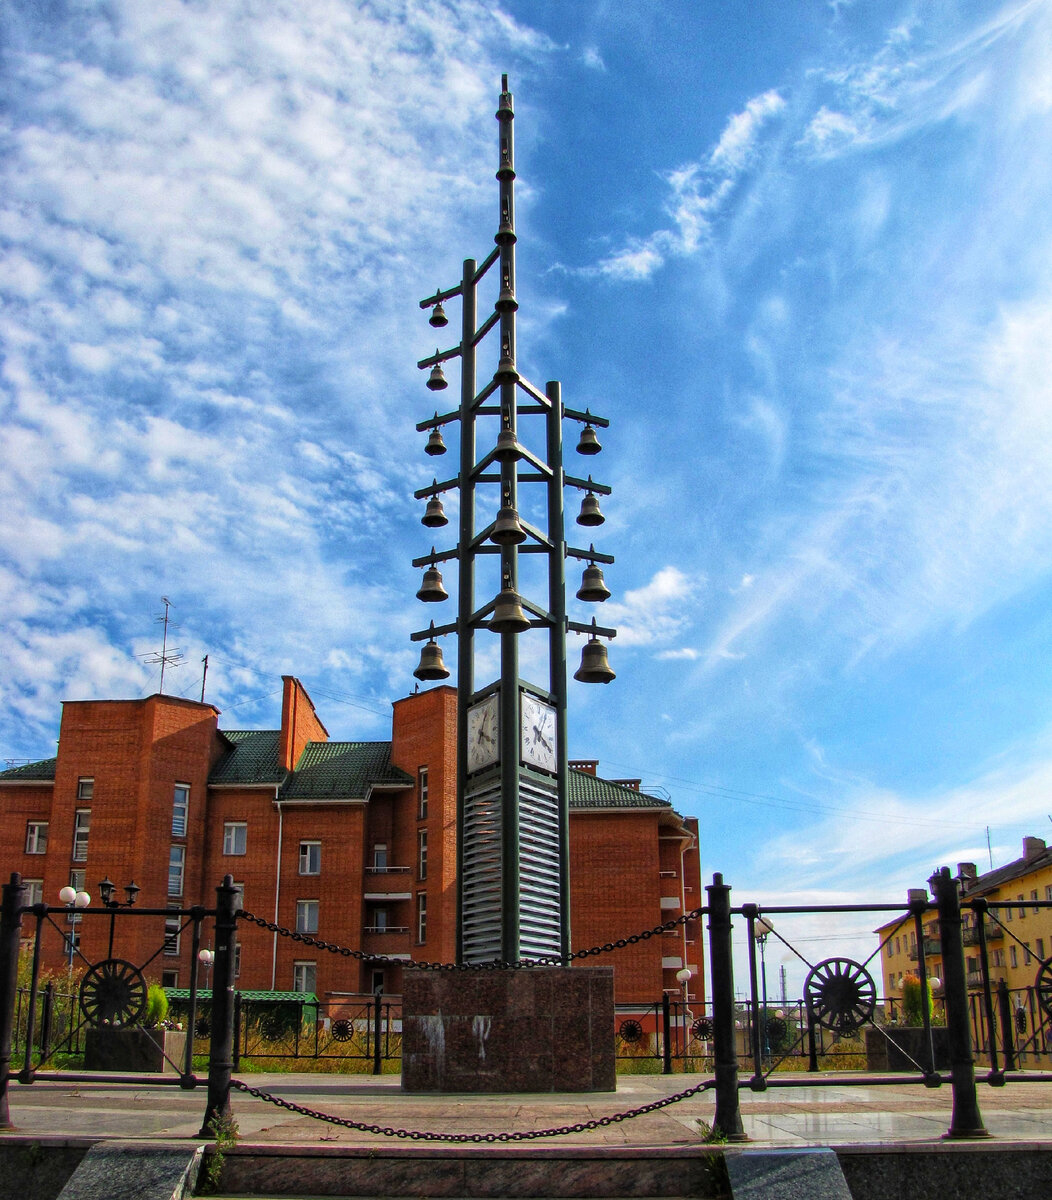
[410,76,617,965]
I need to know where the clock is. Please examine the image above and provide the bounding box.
[521,693,557,773]
[466,693,499,773]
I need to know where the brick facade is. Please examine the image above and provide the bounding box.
[1,679,703,1008]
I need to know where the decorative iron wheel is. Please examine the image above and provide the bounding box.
[766,1015,788,1046]
[331,1018,354,1042]
[1037,960,1052,1023]
[803,958,876,1034]
[618,1018,643,1044]
[195,1016,211,1038]
[691,1017,714,1040]
[79,958,147,1027]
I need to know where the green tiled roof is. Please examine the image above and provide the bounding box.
[0,757,57,782]
[568,768,669,810]
[209,730,284,785]
[164,989,317,1004]
[281,741,412,800]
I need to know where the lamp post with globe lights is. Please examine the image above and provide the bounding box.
[58,885,90,975]
[753,916,774,1064]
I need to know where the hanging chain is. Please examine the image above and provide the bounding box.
[231,1076,714,1142]
[236,906,705,971]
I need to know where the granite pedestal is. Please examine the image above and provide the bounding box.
[402,966,615,1093]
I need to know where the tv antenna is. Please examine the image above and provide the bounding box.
[142,597,186,694]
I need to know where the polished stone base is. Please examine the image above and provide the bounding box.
[725,1149,852,1199]
[402,966,616,1093]
[83,1027,187,1074]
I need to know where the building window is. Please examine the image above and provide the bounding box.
[296,899,319,935]
[894,936,900,955]
[164,910,181,956]
[418,830,428,880]
[24,879,43,907]
[1037,938,1046,961]
[372,843,388,871]
[993,949,1004,968]
[417,892,427,944]
[168,846,185,897]
[233,944,242,978]
[1024,942,1032,965]
[885,940,893,959]
[1010,945,1018,968]
[24,822,48,854]
[1032,890,1040,914]
[223,822,247,855]
[67,870,85,923]
[1046,885,1052,903]
[371,969,385,994]
[293,961,316,994]
[299,841,321,875]
[232,881,245,909]
[172,784,190,837]
[72,809,91,862]
[161,969,179,988]
[370,907,389,933]
[77,778,94,801]
[418,767,429,819]
[1005,903,1012,922]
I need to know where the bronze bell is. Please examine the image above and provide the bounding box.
[495,352,517,382]
[494,429,522,462]
[424,427,446,456]
[428,301,448,328]
[491,504,526,545]
[413,638,450,681]
[576,563,611,603]
[489,587,531,634]
[426,362,448,391]
[576,424,602,455]
[496,279,517,312]
[577,492,605,526]
[574,636,616,684]
[416,565,448,603]
[421,495,447,528]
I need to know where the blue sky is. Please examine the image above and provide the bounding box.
[3,1,1052,987]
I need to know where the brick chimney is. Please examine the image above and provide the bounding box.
[279,676,328,771]
[1023,836,1046,860]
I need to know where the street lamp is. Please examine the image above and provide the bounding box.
[198,948,215,990]
[58,885,90,975]
[97,876,140,957]
[753,916,774,1063]
[676,966,694,1048]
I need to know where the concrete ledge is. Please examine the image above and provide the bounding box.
[835,1142,1052,1200]
[56,1141,203,1200]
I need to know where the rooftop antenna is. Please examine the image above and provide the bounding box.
[143,596,186,694]
[986,826,994,871]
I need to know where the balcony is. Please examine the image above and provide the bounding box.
[962,920,1004,946]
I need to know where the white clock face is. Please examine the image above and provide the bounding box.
[466,693,499,773]
[521,694,557,772]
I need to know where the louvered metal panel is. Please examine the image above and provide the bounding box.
[462,778,503,962]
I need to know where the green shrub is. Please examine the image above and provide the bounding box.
[145,984,169,1028]
[901,973,934,1027]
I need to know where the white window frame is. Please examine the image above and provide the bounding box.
[25,822,48,854]
[372,843,388,871]
[417,891,427,944]
[223,822,247,855]
[24,879,44,907]
[168,845,185,897]
[72,809,91,862]
[293,961,316,994]
[418,829,428,880]
[67,870,85,923]
[164,909,181,956]
[418,766,429,819]
[77,777,94,801]
[172,783,190,837]
[296,899,319,935]
[298,841,321,875]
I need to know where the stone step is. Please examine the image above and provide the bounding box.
[56,1142,203,1200]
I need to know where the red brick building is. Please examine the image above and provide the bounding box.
[0,677,702,1007]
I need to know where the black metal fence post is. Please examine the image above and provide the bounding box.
[199,876,238,1138]
[661,992,672,1074]
[0,874,25,1130]
[373,991,383,1076]
[807,1008,819,1072]
[933,867,988,1138]
[997,979,1016,1071]
[706,873,745,1141]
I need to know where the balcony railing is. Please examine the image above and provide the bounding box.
[366,865,411,874]
[363,925,409,935]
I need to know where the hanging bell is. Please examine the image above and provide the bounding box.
[576,563,611,603]
[426,361,448,391]
[496,278,517,312]
[413,638,450,681]
[428,301,448,329]
[416,565,448,603]
[574,636,616,684]
[494,429,522,462]
[576,491,605,527]
[576,424,602,455]
[489,587,531,634]
[424,427,447,456]
[421,495,448,528]
[491,504,526,545]
[495,351,517,382]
